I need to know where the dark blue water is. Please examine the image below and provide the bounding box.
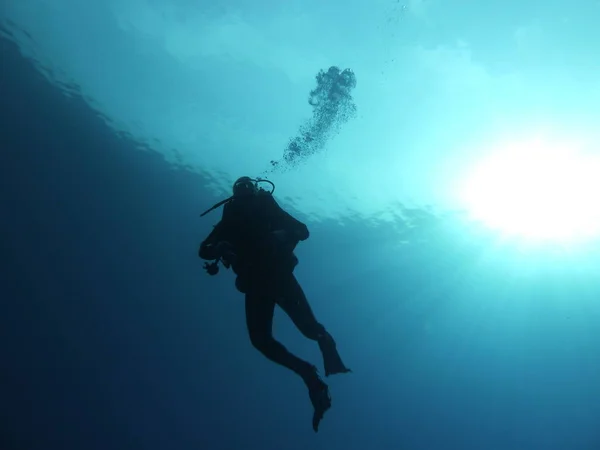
[2,32,600,450]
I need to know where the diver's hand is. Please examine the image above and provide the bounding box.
[216,241,233,253]
[216,241,237,263]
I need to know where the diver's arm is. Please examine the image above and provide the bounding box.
[199,222,226,260]
[267,196,309,241]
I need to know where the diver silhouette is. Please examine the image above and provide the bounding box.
[198,176,351,432]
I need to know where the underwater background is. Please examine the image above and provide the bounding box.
[2,1,600,449]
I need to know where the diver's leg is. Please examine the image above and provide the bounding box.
[277,274,351,377]
[245,291,315,379]
[246,289,331,432]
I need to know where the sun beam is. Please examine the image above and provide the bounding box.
[458,135,600,243]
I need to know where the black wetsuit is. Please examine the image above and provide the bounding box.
[198,191,349,383]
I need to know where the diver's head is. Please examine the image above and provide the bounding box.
[233,176,257,197]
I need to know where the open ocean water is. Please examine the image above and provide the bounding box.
[2,2,600,449]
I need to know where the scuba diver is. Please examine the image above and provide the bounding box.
[198,176,351,432]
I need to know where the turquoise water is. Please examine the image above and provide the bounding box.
[2,1,600,448]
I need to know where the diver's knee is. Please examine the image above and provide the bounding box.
[315,328,333,343]
[249,333,276,354]
[302,323,327,341]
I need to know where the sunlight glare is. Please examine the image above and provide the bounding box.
[459,135,600,242]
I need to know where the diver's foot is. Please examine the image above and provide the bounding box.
[308,377,331,432]
[325,363,352,377]
[299,366,331,432]
[323,347,352,376]
[319,334,352,377]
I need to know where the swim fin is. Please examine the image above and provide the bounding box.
[318,333,352,377]
[309,378,331,432]
[300,365,331,432]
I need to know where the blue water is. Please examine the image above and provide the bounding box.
[2,21,600,450]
